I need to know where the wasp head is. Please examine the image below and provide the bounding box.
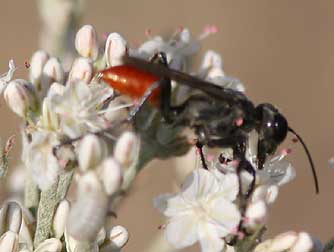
[255,103,288,167]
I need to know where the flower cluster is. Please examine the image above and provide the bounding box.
[0,22,324,252]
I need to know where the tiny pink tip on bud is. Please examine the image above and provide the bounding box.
[230,160,240,168]
[238,232,245,240]
[102,32,109,41]
[177,25,184,33]
[235,118,244,127]
[280,148,292,156]
[230,226,239,235]
[206,154,214,162]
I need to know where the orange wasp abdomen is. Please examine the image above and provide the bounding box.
[100,65,160,104]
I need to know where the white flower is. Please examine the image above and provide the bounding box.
[51,80,113,138]
[154,169,240,252]
[24,131,61,190]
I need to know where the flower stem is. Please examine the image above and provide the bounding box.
[34,171,73,247]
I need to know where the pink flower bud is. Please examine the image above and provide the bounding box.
[245,200,267,228]
[4,79,39,118]
[290,232,313,252]
[98,158,123,195]
[29,50,49,90]
[114,132,139,168]
[41,58,65,95]
[75,25,99,60]
[104,33,127,67]
[68,57,94,84]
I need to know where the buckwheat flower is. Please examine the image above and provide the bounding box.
[78,134,108,172]
[29,50,49,91]
[4,79,39,118]
[39,97,60,131]
[0,201,22,235]
[100,225,129,252]
[254,231,314,252]
[52,80,110,138]
[105,33,127,67]
[34,238,62,252]
[25,131,61,190]
[154,169,240,252]
[52,199,70,239]
[114,131,140,168]
[0,60,16,94]
[244,200,268,228]
[0,231,19,252]
[75,24,99,60]
[97,158,123,195]
[41,57,65,97]
[68,57,94,84]
[66,171,108,241]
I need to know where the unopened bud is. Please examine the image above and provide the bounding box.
[53,200,70,239]
[270,231,298,252]
[96,228,106,246]
[47,82,65,97]
[100,225,129,252]
[29,50,49,90]
[41,98,59,131]
[34,238,62,252]
[105,33,127,67]
[75,25,99,60]
[0,202,22,235]
[114,132,139,168]
[41,58,65,95]
[290,232,313,252]
[4,79,39,118]
[245,200,267,228]
[0,231,19,252]
[78,135,108,172]
[66,172,108,241]
[98,158,123,195]
[68,57,94,84]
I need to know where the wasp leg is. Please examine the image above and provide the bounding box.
[207,135,256,198]
[195,141,209,170]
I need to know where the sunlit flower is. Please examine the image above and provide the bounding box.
[154,169,240,252]
[0,60,16,94]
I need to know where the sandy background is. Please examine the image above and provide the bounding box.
[1,1,334,251]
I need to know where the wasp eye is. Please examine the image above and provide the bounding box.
[271,114,288,143]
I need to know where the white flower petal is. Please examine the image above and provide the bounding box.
[208,197,241,236]
[153,194,191,217]
[181,169,219,201]
[198,221,225,252]
[165,214,198,249]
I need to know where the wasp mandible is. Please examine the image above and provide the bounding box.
[97,52,319,194]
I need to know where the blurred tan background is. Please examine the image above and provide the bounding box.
[1,0,334,251]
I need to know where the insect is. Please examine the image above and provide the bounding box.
[98,52,319,195]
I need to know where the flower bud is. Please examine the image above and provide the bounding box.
[114,132,139,168]
[201,50,223,70]
[104,33,127,67]
[29,50,49,90]
[41,58,65,95]
[4,79,39,118]
[0,201,22,235]
[41,98,59,131]
[34,238,62,252]
[98,158,123,195]
[96,228,106,246]
[52,200,70,239]
[66,172,108,241]
[100,225,129,252]
[78,135,108,172]
[0,231,19,252]
[68,57,94,84]
[270,231,298,252]
[245,200,267,228]
[75,25,99,60]
[47,82,65,97]
[290,232,313,252]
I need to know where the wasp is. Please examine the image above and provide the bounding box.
[59,52,319,194]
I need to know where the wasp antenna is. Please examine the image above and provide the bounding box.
[288,127,319,194]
